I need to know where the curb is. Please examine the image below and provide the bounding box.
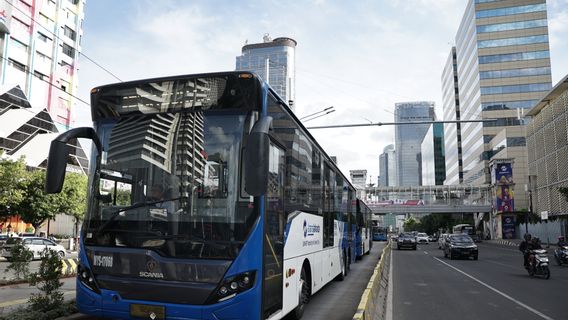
[352,242,391,320]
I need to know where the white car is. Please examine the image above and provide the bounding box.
[1,236,66,260]
[416,233,429,244]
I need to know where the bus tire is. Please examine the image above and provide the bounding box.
[292,267,310,319]
[336,250,348,281]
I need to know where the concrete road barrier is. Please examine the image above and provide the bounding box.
[352,242,391,320]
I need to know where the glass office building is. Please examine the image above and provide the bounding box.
[235,35,297,111]
[394,102,435,186]
[421,123,446,186]
[379,144,397,187]
[452,0,552,194]
[442,47,463,185]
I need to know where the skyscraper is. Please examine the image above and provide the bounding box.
[421,123,446,186]
[379,144,397,187]
[235,34,297,110]
[450,0,552,209]
[394,102,435,186]
[442,47,463,185]
[0,0,85,130]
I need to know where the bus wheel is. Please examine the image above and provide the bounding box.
[292,267,310,319]
[336,251,347,281]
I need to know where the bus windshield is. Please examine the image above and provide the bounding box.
[83,111,257,260]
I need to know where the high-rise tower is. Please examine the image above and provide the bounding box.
[394,102,435,186]
[442,47,463,185]
[0,0,85,130]
[450,0,552,210]
[235,34,297,110]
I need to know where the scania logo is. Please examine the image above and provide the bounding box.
[147,259,158,272]
[139,259,164,278]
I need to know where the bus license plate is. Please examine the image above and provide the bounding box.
[130,304,165,319]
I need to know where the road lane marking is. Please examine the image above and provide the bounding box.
[433,257,555,320]
[0,291,74,308]
[386,247,393,320]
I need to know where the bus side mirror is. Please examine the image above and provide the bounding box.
[46,140,71,193]
[244,117,273,196]
[45,127,102,194]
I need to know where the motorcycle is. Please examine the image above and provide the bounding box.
[526,249,551,279]
[554,245,568,266]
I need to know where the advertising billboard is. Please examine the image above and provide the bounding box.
[496,185,514,213]
[493,163,514,185]
[501,215,516,239]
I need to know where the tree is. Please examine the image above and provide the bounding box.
[0,154,27,221]
[14,170,59,233]
[55,172,88,248]
[403,217,420,232]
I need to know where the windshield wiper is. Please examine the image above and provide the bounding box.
[93,197,183,238]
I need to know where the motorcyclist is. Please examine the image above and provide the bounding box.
[519,233,533,267]
[557,236,567,248]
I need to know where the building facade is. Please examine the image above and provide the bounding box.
[442,47,463,185]
[379,144,397,187]
[394,101,435,186]
[235,34,297,110]
[526,75,568,220]
[450,0,552,212]
[421,123,446,185]
[0,0,85,130]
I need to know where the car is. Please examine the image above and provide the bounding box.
[438,233,448,249]
[1,236,66,261]
[416,233,429,244]
[397,232,417,250]
[443,234,478,260]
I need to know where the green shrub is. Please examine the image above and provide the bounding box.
[27,248,64,312]
[4,241,33,280]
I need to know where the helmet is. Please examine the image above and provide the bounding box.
[524,233,532,241]
[559,236,565,242]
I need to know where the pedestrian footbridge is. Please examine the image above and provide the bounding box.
[361,185,492,214]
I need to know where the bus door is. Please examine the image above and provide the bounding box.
[263,142,285,318]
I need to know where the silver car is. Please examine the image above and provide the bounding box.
[1,236,66,260]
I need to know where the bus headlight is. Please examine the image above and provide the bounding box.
[208,271,256,303]
[78,264,100,293]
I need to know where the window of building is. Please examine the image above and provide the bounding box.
[476,3,546,19]
[477,19,547,33]
[479,50,549,64]
[63,26,76,40]
[480,67,551,79]
[62,43,75,58]
[34,70,48,80]
[37,32,50,42]
[18,0,32,13]
[12,17,31,33]
[8,59,27,72]
[482,100,539,110]
[10,37,29,52]
[480,83,551,95]
[478,35,548,49]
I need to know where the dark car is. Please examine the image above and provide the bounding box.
[443,234,478,260]
[397,232,417,250]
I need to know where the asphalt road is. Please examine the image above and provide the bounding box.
[391,241,566,320]
[301,241,386,320]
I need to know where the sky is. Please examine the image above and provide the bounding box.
[75,0,568,185]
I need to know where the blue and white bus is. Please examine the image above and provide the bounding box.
[45,72,363,320]
[355,199,372,258]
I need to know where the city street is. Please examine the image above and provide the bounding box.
[391,241,565,320]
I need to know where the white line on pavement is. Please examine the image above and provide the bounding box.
[433,257,555,320]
